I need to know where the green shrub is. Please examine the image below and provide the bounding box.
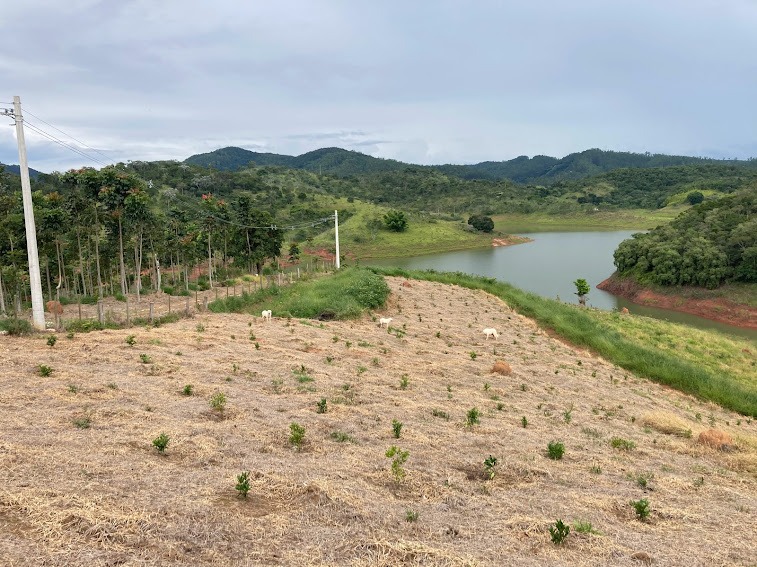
[38,365,53,377]
[484,455,497,479]
[210,392,227,412]
[0,318,33,335]
[610,437,636,451]
[235,471,251,498]
[152,433,170,453]
[386,445,409,481]
[46,334,57,347]
[466,407,481,427]
[392,419,403,439]
[182,384,194,396]
[547,441,565,460]
[631,498,650,521]
[289,422,306,448]
[405,509,419,522]
[549,519,570,545]
[316,398,327,414]
[126,334,136,346]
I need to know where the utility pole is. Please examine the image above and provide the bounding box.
[2,96,46,330]
[334,210,340,269]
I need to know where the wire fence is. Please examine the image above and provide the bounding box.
[4,261,338,331]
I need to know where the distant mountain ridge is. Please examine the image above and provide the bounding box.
[184,146,757,184]
[0,163,43,179]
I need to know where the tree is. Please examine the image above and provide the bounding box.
[468,214,494,233]
[686,191,705,205]
[573,278,590,306]
[288,242,300,262]
[383,210,408,232]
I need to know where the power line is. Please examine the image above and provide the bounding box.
[166,192,334,231]
[24,108,115,163]
[23,120,111,168]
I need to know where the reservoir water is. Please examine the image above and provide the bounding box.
[368,231,757,341]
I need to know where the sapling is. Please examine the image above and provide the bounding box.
[46,335,57,347]
[466,407,481,427]
[392,419,403,439]
[631,498,650,521]
[236,471,251,498]
[549,519,570,544]
[152,433,170,453]
[386,445,409,481]
[547,441,565,460]
[316,398,327,414]
[210,392,227,412]
[289,422,306,448]
[484,455,497,480]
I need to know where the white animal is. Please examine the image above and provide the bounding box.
[379,317,393,328]
[483,327,499,340]
[261,309,272,322]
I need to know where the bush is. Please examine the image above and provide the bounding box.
[0,318,33,335]
[547,441,565,460]
[383,210,408,232]
[468,214,494,233]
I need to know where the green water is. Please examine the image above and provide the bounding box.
[368,231,756,341]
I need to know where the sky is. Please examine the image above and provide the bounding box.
[1,0,756,173]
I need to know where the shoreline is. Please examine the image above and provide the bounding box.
[597,274,757,330]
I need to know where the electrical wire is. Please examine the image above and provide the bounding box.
[166,192,334,231]
[23,120,111,168]
[23,108,115,164]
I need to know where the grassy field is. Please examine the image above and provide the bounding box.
[311,201,494,259]
[492,208,681,233]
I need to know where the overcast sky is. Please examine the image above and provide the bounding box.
[1,0,756,173]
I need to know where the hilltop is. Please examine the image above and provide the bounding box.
[184,146,757,183]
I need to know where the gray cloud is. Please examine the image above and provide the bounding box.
[1,0,756,172]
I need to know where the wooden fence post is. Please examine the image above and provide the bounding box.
[149,302,154,324]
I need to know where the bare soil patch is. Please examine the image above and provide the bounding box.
[598,275,757,329]
[1,277,755,565]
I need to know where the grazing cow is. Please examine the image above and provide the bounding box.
[261,309,272,322]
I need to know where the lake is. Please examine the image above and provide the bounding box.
[368,231,757,341]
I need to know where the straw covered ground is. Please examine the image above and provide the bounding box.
[0,277,755,566]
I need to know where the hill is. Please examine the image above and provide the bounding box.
[0,163,43,179]
[184,146,757,183]
[184,146,408,176]
[612,189,757,287]
[0,276,754,565]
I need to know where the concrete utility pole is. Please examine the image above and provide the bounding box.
[2,96,46,330]
[334,210,340,269]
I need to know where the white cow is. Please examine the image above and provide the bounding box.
[379,317,393,328]
[261,309,272,322]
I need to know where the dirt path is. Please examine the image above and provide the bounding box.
[0,277,754,565]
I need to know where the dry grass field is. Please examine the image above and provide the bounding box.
[1,277,755,566]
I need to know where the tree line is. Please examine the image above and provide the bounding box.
[0,165,286,313]
[613,189,757,288]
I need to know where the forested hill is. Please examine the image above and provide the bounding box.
[184,147,408,176]
[184,146,757,183]
[0,163,43,179]
[613,189,757,288]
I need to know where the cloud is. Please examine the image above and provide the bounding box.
[1,0,756,172]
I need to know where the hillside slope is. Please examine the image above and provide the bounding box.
[0,278,754,565]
